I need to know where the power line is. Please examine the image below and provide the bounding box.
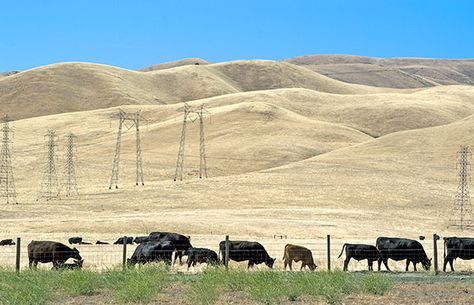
[39,129,60,201]
[109,109,147,189]
[0,114,17,204]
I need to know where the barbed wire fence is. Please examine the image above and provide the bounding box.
[0,233,472,274]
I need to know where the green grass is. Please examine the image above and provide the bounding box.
[0,267,393,305]
[0,265,170,305]
[188,268,393,305]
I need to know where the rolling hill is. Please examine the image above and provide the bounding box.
[285,55,474,88]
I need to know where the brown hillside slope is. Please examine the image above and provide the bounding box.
[185,86,474,137]
[0,60,384,120]
[286,54,474,88]
[139,58,210,71]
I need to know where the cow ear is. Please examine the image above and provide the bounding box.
[430,258,432,262]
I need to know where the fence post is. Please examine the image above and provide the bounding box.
[327,235,331,271]
[225,235,230,269]
[122,236,127,270]
[15,237,21,273]
[433,233,439,275]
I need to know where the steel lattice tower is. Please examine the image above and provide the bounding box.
[62,133,78,197]
[0,114,17,204]
[452,145,473,229]
[174,104,190,181]
[109,110,145,189]
[39,130,60,200]
[174,104,209,181]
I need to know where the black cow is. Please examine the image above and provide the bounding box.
[127,240,174,266]
[187,247,219,269]
[133,236,150,244]
[68,237,82,245]
[0,239,15,246]
[96,240,109,245]
[113,237,133,245]
[28,240,82,268]
[79,241,92,245]
[443,237,474,272]
[376,237,431,272]
[218,240,275,269]
[52,259,84,270]
[338,243,380,271]
[149,232,192,264]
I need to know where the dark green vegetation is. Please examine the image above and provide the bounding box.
[0,267,394,305]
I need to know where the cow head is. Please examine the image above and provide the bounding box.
[309,263,317,271]
[422,258,432,271]
[265,257,276,268]
[73,259,84,268]
[72,248,82,261]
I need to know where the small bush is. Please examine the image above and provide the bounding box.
[58,270,103,296]
[361,274,393,296]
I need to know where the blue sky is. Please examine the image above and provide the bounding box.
[1,0,473,71]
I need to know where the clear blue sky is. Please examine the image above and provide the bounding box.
[1,0,473,71]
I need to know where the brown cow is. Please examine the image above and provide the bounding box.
[283,244,317,271]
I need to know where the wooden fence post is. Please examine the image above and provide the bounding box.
[225,235,230,269]
[433,233,439,275]
[15,237,21,273]
[327,235,331,271]
[122,236,128,270]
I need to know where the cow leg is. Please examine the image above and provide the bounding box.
[288,260,293,271]
[283,259,288,271]
[377,257,382,271]
[382,259,390,272]
[368,259,373,271]
[412,261,417,272]
[343,257,350,271]
[300,263,305,271]
[449,259,454,272]
[405,259,410,272]
[247,260,254,269]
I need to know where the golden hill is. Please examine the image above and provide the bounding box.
[0,60,389,120]
[286,55,474,88]
[139,58,210,71]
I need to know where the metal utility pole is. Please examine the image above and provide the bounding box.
[109,110,146,189]
[62,133,78,197]
[452,145,473,229]
[173,104,210,181]
[0,114,17,204]
[39,130,60,200]
[174,104,190,181]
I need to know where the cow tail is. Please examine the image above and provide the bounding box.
[337,244,347,258]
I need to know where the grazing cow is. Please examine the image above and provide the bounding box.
[68,237,82,245]
[127,240,174,266]
[187,247,219,269]
[443,237,474,272]
[376,237,431,271]
[282,244,317,271]
[149,232,192,264]
[96,240,109,245]
[52,259,84,270]
[338,243,380,271]
[28,240,82,268]
[219,240,275,269]
[113,237,133,245]
[133,236,150,244]
[0,239,15,246]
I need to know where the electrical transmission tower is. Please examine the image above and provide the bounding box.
[109,110,146,189]
[62,133,78,197]
[174,104,209,181]
[39,130,60,200]
[452,145,473,229]
[0,114,17,204]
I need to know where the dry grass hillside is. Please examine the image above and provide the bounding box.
[286,55,474,88]
[0,60,387,121]
[139,58,209,71]
[0,58,473,271]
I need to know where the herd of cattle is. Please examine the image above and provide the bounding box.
[1,234,473,272]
